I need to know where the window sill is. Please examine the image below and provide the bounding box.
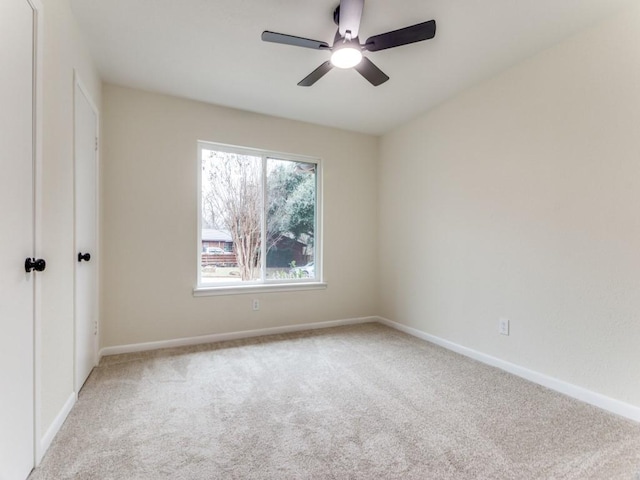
[193,282,328,297]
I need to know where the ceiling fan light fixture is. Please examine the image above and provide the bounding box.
[330,45,363,69]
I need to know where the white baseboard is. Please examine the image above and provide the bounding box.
[376,316,640,423]
[99,316,377,359]
[37,392,76,464]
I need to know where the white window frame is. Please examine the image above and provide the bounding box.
[193,141,326,296]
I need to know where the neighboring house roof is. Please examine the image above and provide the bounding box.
[202,229,232,242]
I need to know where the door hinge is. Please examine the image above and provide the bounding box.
[95,137,98,151]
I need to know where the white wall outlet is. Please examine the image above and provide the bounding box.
[252,299,260,311]
[499,318,509,336]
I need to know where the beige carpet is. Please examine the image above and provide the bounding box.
[29,323,640,479]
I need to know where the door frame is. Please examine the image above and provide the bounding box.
[72,71,100,394]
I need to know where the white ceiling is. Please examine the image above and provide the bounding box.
[70,0,634,135]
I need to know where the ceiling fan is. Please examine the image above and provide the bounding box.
[261,0,436,87]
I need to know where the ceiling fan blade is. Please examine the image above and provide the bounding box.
[298,61,333,87]
[262,31,330,50]
[338,0,364,39]
[354,57,389,86]
[364,20,436,52]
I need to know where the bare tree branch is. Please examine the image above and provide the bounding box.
[205,152,262,281]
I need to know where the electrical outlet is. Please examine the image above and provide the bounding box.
[499,318,509,336]
[252,299,260,311]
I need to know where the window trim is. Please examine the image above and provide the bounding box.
[194,141,323,295]
[193,281,327,297]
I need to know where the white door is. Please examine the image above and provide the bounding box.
[74,80,98,392]
[0,0,38,478]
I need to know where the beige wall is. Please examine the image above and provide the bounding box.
[101,84,379,347]
[40,0,101,438]
[379,4,640,407]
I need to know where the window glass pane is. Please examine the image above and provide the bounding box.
[201,149,262,284]
[266,158,316,280]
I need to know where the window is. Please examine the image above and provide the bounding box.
[196,142,322,293]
